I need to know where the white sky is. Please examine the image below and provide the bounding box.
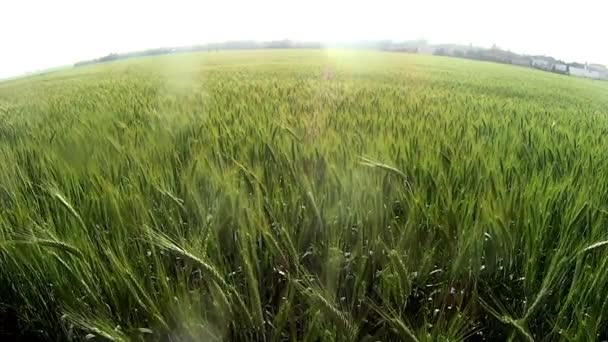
[1,0,606,79]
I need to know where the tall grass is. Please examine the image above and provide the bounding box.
[1,49,608,340]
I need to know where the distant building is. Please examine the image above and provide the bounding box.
[588,64,608,80]
[552,64,569,74]
[532,58,552,70]
[569,64,601,80]
[589,64,608,72]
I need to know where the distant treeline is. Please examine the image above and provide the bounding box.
[433,46,564,68]
[73,40,438,67]
[74,40,606,81]
[74,40,324,66]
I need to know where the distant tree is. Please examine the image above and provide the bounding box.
[465,49,482,60]
[434,48,448,56]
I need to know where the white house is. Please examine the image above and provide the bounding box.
[553,64,568,73]
[589,64,608,80]
[569,65,601,80]
[532,59,552,70]
[589,64,608,72]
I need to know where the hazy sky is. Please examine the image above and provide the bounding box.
[1,0,606,79]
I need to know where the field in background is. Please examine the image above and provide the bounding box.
[1,49,608,341]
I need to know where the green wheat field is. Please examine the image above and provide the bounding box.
[1,49,608,341]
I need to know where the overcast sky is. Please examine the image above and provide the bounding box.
[1,0,606,79]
